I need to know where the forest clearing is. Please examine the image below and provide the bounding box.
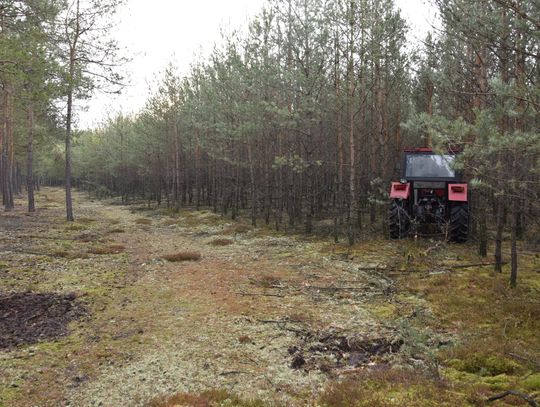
[0,188,539,406]
[1,0,539,406]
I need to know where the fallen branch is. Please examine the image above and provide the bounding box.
[234,292,285,298]
[0,249,53,257]
[219,370,248,376]
[506,352,540,370]
[357,266,388,271]
[487,390,538,407]
[256,318,303,324]
[305,286,367,291]
[451,262,507,269]
[255,319,306,335]
[423,241,444,256]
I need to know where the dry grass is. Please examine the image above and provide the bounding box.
[318,368,458,407]
[251,274,281,288]
[162,251,201,262]
[146,390,268,407]
[65,224,87,231]
[75,232,101,243]
[87,244,125,255]
[135,218,152,225]
[52,250,90,259]
[162,219,179,226]
[107,228,125,234]
[76,217,96,224]
[222,224,252,234]
[208,238,234,246]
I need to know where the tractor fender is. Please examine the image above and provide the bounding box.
[448,183,468,202]
[390,182,411,199]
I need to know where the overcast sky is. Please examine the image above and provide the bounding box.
[79,0,437,129]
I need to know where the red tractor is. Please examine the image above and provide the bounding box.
[389,148,469,242]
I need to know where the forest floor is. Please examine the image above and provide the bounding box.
[0,187,539,407]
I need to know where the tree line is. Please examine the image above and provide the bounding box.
[75,0,413,245]
[1,0,538,285]
[0,0,123,218]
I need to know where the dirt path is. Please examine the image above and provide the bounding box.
[0,188,409,406]
[4,188,537,406]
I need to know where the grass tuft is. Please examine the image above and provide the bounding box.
[87,244,125,255]
[52,250,90,259]
[146,389,269,407]
[208,238,234,246]
[162,251,201,262]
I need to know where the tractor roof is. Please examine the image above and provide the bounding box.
[403,147,433,153]
[403,146,462,154]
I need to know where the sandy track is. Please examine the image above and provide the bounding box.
[1,188,403,407]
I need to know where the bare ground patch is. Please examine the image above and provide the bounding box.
[0,291,86,349]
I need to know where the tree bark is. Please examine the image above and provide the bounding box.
[26,104,35,212]
[64,0,81,222]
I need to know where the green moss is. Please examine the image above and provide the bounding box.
[0,382,23,406]
[454,354,520,376]
[447,359,466,371]
[523,373,540,391]
[443,367,478,384]
[482,374,515,390]
[483,356,521,376]
[366,303,396,319]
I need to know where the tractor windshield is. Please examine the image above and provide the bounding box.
[405,154,456,178]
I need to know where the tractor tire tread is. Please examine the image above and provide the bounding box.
[450,203,469,243]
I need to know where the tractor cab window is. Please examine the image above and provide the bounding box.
[405,154,455,178]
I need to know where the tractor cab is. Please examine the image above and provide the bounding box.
[402,150,458,180]
[389,148,469,242]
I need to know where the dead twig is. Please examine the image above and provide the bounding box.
[0,249,53,257]
[305,286,367,291]
[219,370,248,376]
[234,292,285,298]
[255,319,306,335]
[487,390,539,407]
[506,352,540,370]
[451,262,508,269]
[423,241,444,256]
[357,266,388,271]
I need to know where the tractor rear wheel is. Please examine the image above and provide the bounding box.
[450,203,469,243]
[389,200,410,239]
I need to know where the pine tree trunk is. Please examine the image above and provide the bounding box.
[27,104,35,212]
[494,199,504,272]
[347,0,356,246]
[3,84,14,211]
[510,210,518,288]
[64,0,80,222]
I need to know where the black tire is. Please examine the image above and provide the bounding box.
[389,200,410,239]
[450,203,469,243]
